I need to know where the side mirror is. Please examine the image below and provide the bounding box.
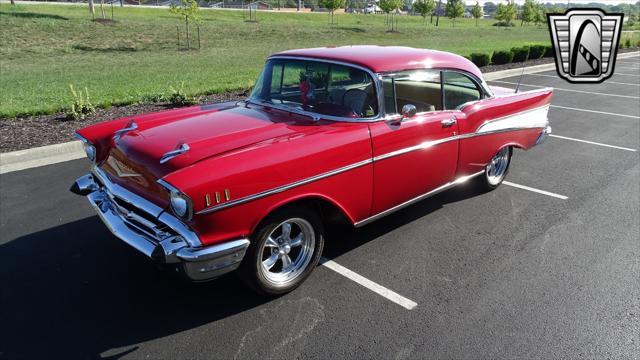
[401,104,417,119]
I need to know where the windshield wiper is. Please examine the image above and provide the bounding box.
[247,99,320,122]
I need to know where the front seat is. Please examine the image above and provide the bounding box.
[342,88,368,116]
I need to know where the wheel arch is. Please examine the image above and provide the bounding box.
[250,193,355,236]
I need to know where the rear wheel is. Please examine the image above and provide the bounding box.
[478,146,512,191]
[239,206,324,296]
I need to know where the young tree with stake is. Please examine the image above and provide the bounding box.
[471,1,483,26]
[170,0,200,50]
[413,0,436,25]
[445,0,464,27]
[320,0,346,25]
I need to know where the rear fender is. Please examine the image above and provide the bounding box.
[456,87,553,175]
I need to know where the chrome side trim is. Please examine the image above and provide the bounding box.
[160,143,190,164]
[195,105,549,215]
[354,171,484,227]
[373,135,460,162]
[475,105,550,134]
[196,158,373,215]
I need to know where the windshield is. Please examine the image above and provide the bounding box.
[250,58,379,119]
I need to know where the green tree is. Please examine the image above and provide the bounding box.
[320,0,345,24]
[170,0,200,50]
[471,0,483,26]
[413,0,436,25]
[379,0,402,31]
[521,0,538,26]
[495,0,516,26]
[445,0,464,27]
[533,3,546,26]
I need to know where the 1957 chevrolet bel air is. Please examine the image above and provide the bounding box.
[71,46,552,295]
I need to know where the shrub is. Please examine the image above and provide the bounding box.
[66,85,95,120]
[543,45,554,58]
[528,45,545,59]
[493,21,515,27]
[625,38,632,48]
[167,82,197,106]
[511,46,529,62]
[470,52,491,67]
[491,50,514,65]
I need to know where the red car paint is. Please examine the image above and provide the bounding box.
[77,46,552,247]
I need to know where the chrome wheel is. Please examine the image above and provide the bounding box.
[258,218,315,285]
[486,147,510,186]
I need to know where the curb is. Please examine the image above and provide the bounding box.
[0,141,84,174]
[1,51,638,175]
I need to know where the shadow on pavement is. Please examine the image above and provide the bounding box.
[0,180,483,359]
[0,216,265,360]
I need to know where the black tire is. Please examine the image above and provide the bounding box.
[239,205,324,296]
[476,146,512,191]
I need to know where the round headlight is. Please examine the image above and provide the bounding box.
[170,192,190,219]
[83,143,96,162]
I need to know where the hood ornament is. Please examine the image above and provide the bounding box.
[160,143,190,164]
[113,120,138,142]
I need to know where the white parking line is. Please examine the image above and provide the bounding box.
[614,72,640,77]
[526,73,640,86]
[490,81,640,99]
[616,66,640,71]
[320,257,418,310]
[549,134,637,152]
[550,105,640,119]
[503,181,569,200]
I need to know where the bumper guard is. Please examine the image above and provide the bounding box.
[71,168,249,281]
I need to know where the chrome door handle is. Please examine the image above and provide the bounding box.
[441,118,456,127]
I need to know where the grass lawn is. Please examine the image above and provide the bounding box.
[0,3,555,118]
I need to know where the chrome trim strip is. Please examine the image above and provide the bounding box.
[176,238,250,262]
[195,105,549,215]
[159,143,190,164]
[354,171,484,227]
[373,136,460,162]
[196,158,373,215]
[475,105,549,134]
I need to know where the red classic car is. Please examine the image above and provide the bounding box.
[71,46,552,295]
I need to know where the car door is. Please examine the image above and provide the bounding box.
[368,70,459,215]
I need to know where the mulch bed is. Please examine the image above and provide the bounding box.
[2,48,637,153]
[0,92,246,153]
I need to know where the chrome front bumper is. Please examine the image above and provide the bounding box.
[71,168,249,281]
[535,125,552,146]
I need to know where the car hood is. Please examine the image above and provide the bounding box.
[110,104,315,180]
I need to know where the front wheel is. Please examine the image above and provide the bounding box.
[477,146,512,191]
[239,205,324,296]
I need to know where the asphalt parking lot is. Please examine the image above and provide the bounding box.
[1,54,639,360]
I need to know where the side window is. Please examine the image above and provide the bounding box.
[385,70,442,115]
[442,71,481,110]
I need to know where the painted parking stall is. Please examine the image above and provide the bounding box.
[1,53,639,358]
